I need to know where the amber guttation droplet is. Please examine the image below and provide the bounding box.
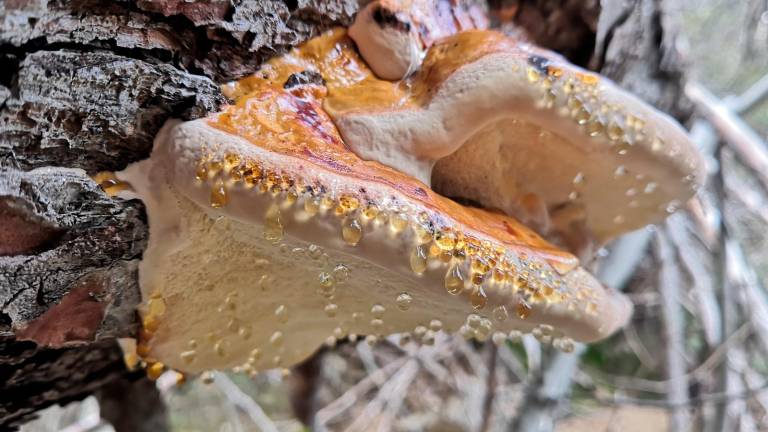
[210,179,228,208]
[445,263,465,295]
[413,223,432,244]
[263,204,284,243]
[242,162,262,186]
[389,212,408,233]
[94,171,132,196]
[492,305,508,322]
[304,197,320,215]
[275,305,288,323]
[587,118,604,137]
[320,196,335,210]
[574,106,590,125]
[429,319,443,331]
[147,362,165,381]
[435,230,457,251]
[180,350,196,363]
[512,275,527,292]
[409,244,428,274]
[586,302,598,314]
[136,343,150,358]
[208,160,223,176]
[558,337,575,353]
[527,67,540,83]
[285,190,298,205]
[333,264,350,281]
[342,218,363,246]
[492,331,507,346]
[270,331,284,347]
[607,121,623,141]
[371,304,385,319]
[224,153,241,170]
[195,163,208,181]
[338,195,360,212]
[362,204,379,220]
[318,272,335,296]
[470,287,487,310]
[396,292,413,311]
[516,301,533,320]
[324,303,338,317]
[147,296,166,316]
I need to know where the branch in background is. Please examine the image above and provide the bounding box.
[666,214,723,346]
[723,168,768,225]
[479,344,498,432]
[212,373,279,432]
[686,82,768,190]
[511,227,653,432]
[724,73,768,115]
[724,240,768,353]
[597,381,768,408]
[314,358,407,427]
[721,344,759,432]
[655,230,692,431]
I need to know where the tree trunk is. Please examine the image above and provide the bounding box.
[0,1,355,429]
[0,0,689,430]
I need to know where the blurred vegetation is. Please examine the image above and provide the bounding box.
[681,0,768,133]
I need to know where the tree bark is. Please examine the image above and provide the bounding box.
[0,1,355,429]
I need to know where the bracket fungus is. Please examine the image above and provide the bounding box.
[339,26,706,257]
[118,2,703,377]
[348,0,489,80]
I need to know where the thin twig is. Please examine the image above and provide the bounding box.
[655,230,691,431]
[479,344,498,432]
[725,73,768,114]
[314,358,407,426]
[596,381,768,409]
[589,323,750,394]
[212,372,279,432]
[686,82,768,190]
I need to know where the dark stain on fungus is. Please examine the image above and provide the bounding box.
[527,54,550,75]
[372,6,411,32]
[283,70,325,89]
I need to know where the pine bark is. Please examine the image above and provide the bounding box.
[0,1,355,429]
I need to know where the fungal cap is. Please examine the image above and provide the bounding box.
[332,30,706,254]
[122,116,632,374]
[348,0,489,80]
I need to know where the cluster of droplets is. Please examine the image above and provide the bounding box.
[525,58,699,221]
[196,149,599,311]
[131,293,172,380]
[93,171,133,197]
[527,62,653,158]
[187,151,599,367]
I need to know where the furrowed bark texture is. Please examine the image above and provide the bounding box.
[0,0,356,429]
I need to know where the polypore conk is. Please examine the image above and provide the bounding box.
[332,30,706,256]
[119,32,633,374]
[349,0,489,80]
